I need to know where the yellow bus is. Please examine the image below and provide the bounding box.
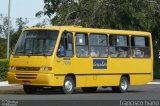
[8,26,153,94]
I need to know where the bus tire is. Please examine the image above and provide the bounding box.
[62,76,75,94]
[82,87,97,93]
[112,76,129,93]
[23,85,37,94]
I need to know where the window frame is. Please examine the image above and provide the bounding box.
[109,34,130,58]
[89,33,109,58]
[14,30,59,56]
[131,35,151,58]
[75,32,89,58]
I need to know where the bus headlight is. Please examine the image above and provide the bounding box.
[40,67,52,71]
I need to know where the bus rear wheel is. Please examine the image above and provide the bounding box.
[23,85,38,94]
[62,76,75,94]
[82,87,97,93]
[112,76,129,93]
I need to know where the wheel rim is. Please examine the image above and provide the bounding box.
[65,80,73,92]
[121,79,128,90]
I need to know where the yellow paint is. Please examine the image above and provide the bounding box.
[8,26,153,88]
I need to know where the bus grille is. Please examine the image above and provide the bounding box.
[16,67,40,71]
[16,74,37,79]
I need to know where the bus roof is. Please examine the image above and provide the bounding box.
[24,26,151,36]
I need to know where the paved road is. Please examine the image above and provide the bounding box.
[0,84,160,100]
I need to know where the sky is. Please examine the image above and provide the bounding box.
[0,0,48,28]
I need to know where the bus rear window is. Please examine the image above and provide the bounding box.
[109,35,130,58]
[131,36,150,58]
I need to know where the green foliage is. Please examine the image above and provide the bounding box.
[0,14,14,38]
[0,59,9,81]
[37,0,160,31]
[10,17,28,51]
[33,19,49,27]
[0,16,28,80]
[0,15,29,58]
[0,38,6,58]
[16,18,28,31]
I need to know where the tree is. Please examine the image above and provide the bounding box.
[0,14,14,38]
[37,0,160,30]
[0,14,14,58]
[0,15,29,55]
[0,38,6,58]
[10,18,29,51]
[16,18,28,31]
[33,18,50,27]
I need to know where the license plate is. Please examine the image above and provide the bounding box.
[22,81,31,85]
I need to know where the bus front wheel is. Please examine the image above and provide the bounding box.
[62,76,75,94]
[112,76,129,93]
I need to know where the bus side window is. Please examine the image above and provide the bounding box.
[57,32,73,57]
[131,36,150,58]
[109,35,130,58]
[89,34,108,58]
[76,33,89,57]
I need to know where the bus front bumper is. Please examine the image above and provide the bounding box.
[7,71,56,86]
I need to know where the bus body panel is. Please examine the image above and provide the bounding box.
[9,55,53,67]
[8,71,53,86]
[8,26,153,89]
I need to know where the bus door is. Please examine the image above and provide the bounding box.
[55,31,74,74]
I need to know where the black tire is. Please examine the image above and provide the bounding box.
[112,76,129,93]
[23,85,38,94]
[82,87,97,93]
[62,76,75,94]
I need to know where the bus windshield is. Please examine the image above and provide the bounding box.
[13,30,59,56]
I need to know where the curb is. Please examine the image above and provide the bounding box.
[0,89,24,94]
[147,82,160,85]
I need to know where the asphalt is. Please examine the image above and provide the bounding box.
[0,83,160,106]
[0,84,160,100]
[0,80,159,94]
[0,80,160,101]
